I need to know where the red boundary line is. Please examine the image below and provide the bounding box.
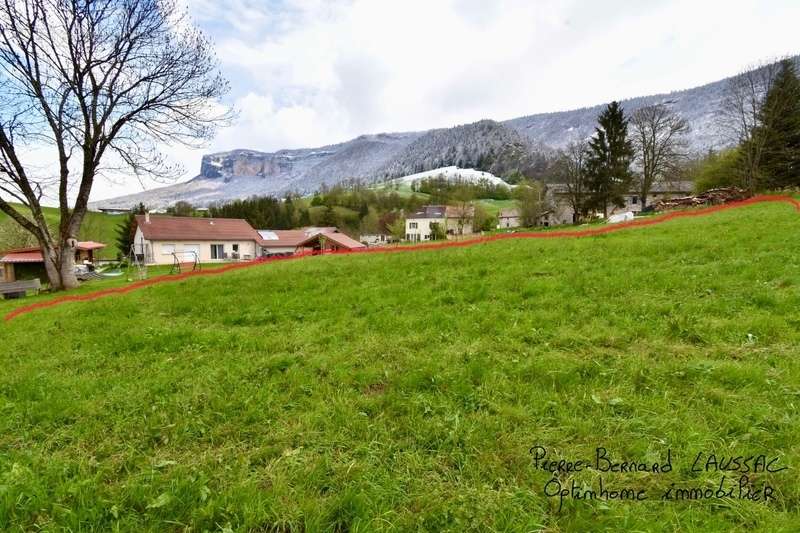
[4,194,799,322]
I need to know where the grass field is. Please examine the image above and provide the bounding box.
[0,205,125,259]
[1,200,799,531]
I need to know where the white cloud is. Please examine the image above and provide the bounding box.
[87,0,800,200]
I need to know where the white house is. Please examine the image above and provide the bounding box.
[405,205,475,242]
[497,208,521,229]
[133,214,260,265]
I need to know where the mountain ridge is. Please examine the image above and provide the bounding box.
[91,58,798,210]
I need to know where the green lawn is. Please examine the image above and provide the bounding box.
[0,204,125,259]
[1,201,799,531]
[0,262,233,317]
[477,198,516,216]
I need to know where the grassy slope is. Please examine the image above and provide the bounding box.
[0,205,124,259]
[1,201,799,531]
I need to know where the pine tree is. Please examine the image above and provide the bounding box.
[585,101,634,217]
[115,203,146,260]
[283,195,296,228]
[298,208,311,227]
[758,59,800,189]
[320,205,337,227]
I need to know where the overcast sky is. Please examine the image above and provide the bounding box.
[91,0,800,200]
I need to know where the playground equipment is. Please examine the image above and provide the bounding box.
[127,244,148,280]
[170,251,200,274]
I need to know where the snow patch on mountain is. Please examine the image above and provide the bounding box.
[390,166,512,187]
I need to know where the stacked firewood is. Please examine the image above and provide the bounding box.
[654,187,749,211]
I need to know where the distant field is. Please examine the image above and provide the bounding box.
[369,181,515,217]
[477,198,516,216]
[0,205,124,259]
[1,200,799,531]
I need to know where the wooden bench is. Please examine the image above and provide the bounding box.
[0,279,42,299]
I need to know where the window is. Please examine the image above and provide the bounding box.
[183,245,200,261]
[233,244,239,252]
[409,222,418,229]
[631,196,638,204]
[210,244,224,259]
[162,243,176,255]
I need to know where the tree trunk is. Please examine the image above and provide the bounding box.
[41,238,79,290]
[59,241,79,289]
[41,242,64,290]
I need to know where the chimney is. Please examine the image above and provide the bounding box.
[145,212,150,224]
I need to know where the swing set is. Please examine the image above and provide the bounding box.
[170,251,201,274]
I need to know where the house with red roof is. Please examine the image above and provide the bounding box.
[131,213,367,265]
[257,229,315,256]
[295,229,366,253]
[133,213,262,264]
[0,241,106,283]
[257,227,366,256]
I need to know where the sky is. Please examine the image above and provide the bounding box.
[87,0,800,200]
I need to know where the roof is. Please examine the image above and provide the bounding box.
[257,229,313,247]
[408,205,475,219]
[408,205,446,219]
[650,180,695,193]
[0,242,106,264]
[302,226,338,234]
[77,241,107,251]
[296,230,366,250]
[135,215,260,241]
[257,227,343,247]
[0,249,43,263]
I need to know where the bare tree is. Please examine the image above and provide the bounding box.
[450,186,475,236]
[554,140,589,223]
[0,0,231,289]
[513,180,549,227]
[630,104,690,209]
[717,59,783,191]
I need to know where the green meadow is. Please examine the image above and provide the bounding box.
[1,200,799,531]
[0,205,125,260]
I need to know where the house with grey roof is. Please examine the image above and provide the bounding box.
[405,205,475,242]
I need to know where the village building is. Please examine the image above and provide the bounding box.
[548,181,695,224]
[257,229,315,256]
[498,208,521,229]
[0,241,106,283]
[359,233,394,246]
[257,227,365,256]
[133,214,260,265]
[405,205,475,242]
[295,230,366,253]
[497,181,696,229]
